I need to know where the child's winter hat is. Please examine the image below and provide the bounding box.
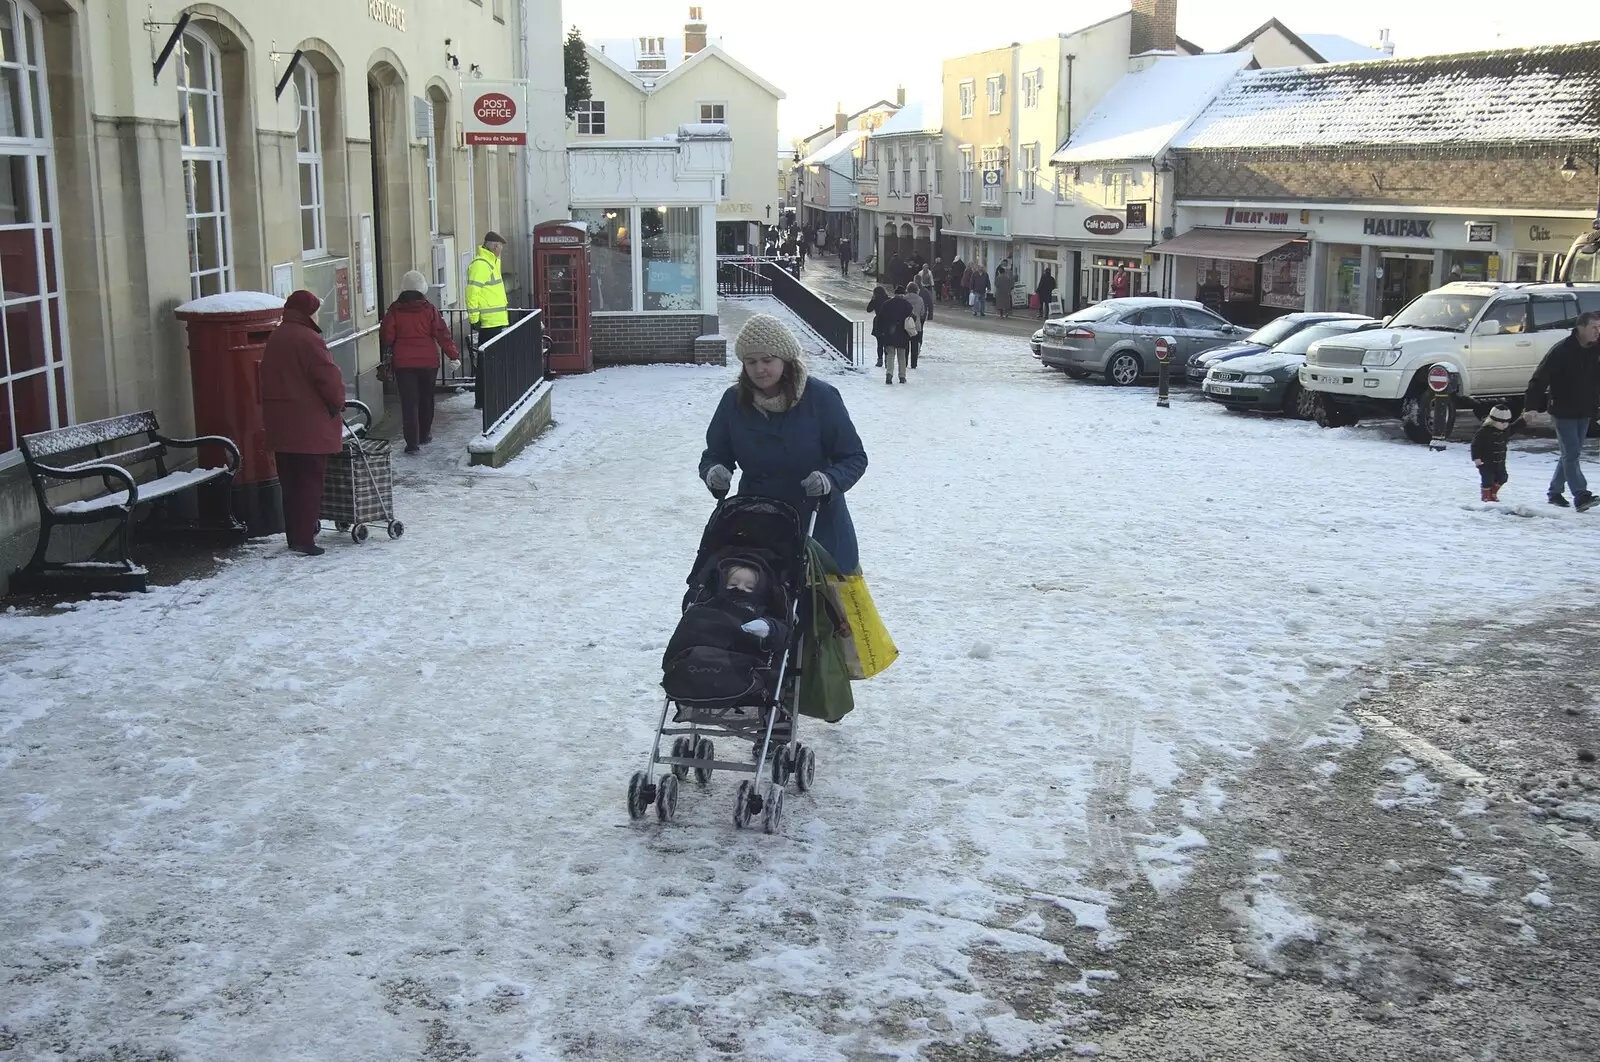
[1487,405,1514,424]
[734,313,804,364]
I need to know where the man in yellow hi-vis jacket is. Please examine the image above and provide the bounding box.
[466,231,509,409]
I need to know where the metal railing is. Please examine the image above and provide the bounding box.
[763,262,857,364]
[717,255,801,296]
[476,309,545,434]
[327,325,381,402]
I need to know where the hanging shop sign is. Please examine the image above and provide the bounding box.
[1084,214,1125,236]
[1465,222,1497,243]
[465,82,529,145]
[1362,216,1435,239]
[1125,202,1148,229]
[981,169,1003,188]
[862,193,879,206]
[913,193,930,215]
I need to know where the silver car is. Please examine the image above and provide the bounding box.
[1038,298,1252,386]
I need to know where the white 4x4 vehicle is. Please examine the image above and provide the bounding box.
[1299,282,1600,443]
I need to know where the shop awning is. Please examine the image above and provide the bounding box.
[1148,228,1307,261]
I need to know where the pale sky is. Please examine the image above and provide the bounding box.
[570,0,1600,142]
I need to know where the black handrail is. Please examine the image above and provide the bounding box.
[477,309,546,433]
[762,263,855,364]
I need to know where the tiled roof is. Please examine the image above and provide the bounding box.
[1175,42,1600,150]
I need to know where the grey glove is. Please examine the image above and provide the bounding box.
[704,464,733,493]
[802,471,833,497]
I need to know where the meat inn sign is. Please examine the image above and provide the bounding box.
[1362,216,1435,239]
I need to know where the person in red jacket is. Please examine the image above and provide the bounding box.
[381,270,460,453]
[260,289,346,556]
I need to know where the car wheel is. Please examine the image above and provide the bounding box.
[1313,393,1359,429]
[1284,380,1316,419]
[1064,368,1090,380]
[1401,390,1452,444]
[1105,351,1142,387]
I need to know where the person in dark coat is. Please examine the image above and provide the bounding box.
[875,286,917,384]
[932,257,947,302]
[1525,311,1600,509]
[260,290,346,556]
[1036,267,1057,319]
[1470,404,1526,503]
[838,234,852,275]
[948,256,965,304]
[968,263,991,316]
[866,284,891,368]
[700,313,869,573]
[381,269,460,454]
[993,263,1016,318]
[888,255,905,288]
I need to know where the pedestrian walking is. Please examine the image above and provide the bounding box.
[838,234,852,276]
[466,230,508,411]
[699,313,869,573]
[867,284,891,368]
[259,290,345,557]
[1525,310,1600,509]
[1470,405,1526,503]
[949,256,966,305]
[904,280,928,370]
[381,270,460,455]
[875,286,918,384]
[1036,267,1057,319]
[932,257,947,302]
[994,264,1016,319]
[917,272,934,330]
[969,263,991,317]
[916,263,935,321]
[888,254,905,289]
[1111,266,1132,300]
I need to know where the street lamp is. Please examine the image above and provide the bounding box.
[1562,153,1581,181]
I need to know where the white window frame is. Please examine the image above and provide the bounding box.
[916,147,927,193]
[901,152,911,198]
[959,146,974,202]
[886,147,897,194]
[574,99,606,135]
[1023,70,1042,109]
[0,0,72,460]
[934,160,943,196]
[698,101,727,125]
[1055,167,1069,202]
[958,80,975,119]
[1107,170,1131,207]
[980,146,1003,206]
[178,26,234,298]
[293,63,328,255]
[986,74,1003,115]
[1020,143,1037,203]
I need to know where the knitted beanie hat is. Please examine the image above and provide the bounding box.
[1487,404,1513,424]
[401,270,429,294]
[734,313,804,364]
[285,289,321,316]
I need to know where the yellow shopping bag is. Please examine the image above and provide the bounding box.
[828,571,898,680]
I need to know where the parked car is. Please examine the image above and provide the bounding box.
[1202,318,1380,417]
[1038,298,1251,386]
[1186,312,1375,384]
[1300,282,1600,442]
[1031,327,1044,359]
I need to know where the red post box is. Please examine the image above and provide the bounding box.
[534,219,592,374]
[174,292,286,536]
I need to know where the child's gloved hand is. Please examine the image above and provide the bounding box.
[741,619,771,638]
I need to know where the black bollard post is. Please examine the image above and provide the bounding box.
[1155,336,1173,408]
[1426,365,1453,451]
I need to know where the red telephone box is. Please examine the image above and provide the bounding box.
[534,220,592,374]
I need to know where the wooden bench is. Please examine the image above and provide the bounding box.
[13,411,242,594]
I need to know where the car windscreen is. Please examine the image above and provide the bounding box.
[1247,316,1306,347]
[1389,293,1489,332]
[1274,322,1367,355]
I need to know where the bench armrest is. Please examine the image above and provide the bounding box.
[154,433,242,474]
[32,459,140,507]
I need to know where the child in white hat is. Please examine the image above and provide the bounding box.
[1470,404,1525,503]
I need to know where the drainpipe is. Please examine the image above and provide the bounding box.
[1064,54,1075,143]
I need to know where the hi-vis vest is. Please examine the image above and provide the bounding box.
[466,247,509,328]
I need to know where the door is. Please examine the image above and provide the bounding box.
[1175,306,1238,359]
[1465,295,1532,396]
[1380,254,1434,317]
[1124,306,1176,362]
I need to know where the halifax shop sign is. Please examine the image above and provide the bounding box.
[1362,216,1435,239]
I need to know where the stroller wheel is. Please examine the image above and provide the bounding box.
[761,783,785,835]
[627,771,654,821]
[351,524,370,544]
[656,773,680,822]
[387,520,405,540]
[733,780,757,829]
[693,738,715,785]
[669,737,691,780]
[794,744,816,793]
[771,745,794,786]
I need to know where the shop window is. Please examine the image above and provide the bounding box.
[422,97,439,236]
[0,0,67,457]
[1323,244,1363,314]
[641,207,701,310]
[294,63,327,254]
[574,100,605,135]
[574,207,633,312]
[1443,250,1492,283]
[178,28,232,298]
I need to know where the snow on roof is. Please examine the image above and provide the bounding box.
[800,130,865,168]
[1174,42,1600,150]
[1051,53,1253,164]
[175,292,284,314]
[594,36,708,73]
[871,99,942,137]
[1299,34,1390,63]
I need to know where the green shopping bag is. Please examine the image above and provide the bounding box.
[798,541,855,723]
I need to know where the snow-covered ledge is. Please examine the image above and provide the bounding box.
[468,380,554,468]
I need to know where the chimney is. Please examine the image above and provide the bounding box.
[685,6,707,56]
[1129,0,1177,56]
[895,85,906,107]
[1377,28,1395,56]
[835,103,847,138]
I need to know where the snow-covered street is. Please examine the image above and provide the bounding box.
[4,300,1600,1060]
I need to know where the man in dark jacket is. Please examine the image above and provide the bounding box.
[1525,311,1600,509]
[260,290,346,556]
[875,286,917,384]
[1036,267,1058,319]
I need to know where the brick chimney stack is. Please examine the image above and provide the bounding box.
[895,85,906,107]
[1129,0,1177,55]
[835,103,847,138]
[685,6,707,57]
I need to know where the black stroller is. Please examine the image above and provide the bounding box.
[627,496,821,833]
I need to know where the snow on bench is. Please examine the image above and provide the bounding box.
[52,467,229,514]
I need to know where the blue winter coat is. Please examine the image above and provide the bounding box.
[700,378,869,572]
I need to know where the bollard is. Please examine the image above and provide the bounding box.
[1426,365,1453,451]
[1155,335,1174,408]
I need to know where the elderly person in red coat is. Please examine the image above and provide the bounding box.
[381,269,459,454]
[260,290,346,556]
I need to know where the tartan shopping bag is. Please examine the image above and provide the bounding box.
[320,437,394,526]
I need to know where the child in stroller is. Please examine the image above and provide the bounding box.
[662,550,792,717]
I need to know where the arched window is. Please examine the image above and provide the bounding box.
[177,28,232,296]
[0,0,69,457]
[294,62,326,256]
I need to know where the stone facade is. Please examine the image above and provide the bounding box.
[591,314,721,366]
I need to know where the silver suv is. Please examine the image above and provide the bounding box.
[1039,298,1251,386]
